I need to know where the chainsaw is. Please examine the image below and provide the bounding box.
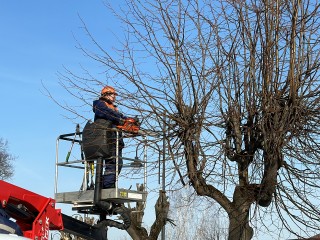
[117,117,140,134]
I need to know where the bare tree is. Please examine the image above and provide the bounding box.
[0,138,15,180]
[54,0,320,239]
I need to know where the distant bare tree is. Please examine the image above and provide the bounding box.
[0,138,15,180]
[54,0,320,239]
[167,186,228,240]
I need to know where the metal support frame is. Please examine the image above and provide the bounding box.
[54,127,149,212]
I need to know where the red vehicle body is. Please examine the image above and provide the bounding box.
[0,180,63,240]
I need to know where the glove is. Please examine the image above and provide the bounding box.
[119,118,125,126]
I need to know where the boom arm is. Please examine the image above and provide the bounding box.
[0,180,63,239]
[0,180,107,240]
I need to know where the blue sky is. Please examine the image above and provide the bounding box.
[0,0,111,193]
[0,1,140,238]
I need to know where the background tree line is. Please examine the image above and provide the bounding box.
[0,138,15,180]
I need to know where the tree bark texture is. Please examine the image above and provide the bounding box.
[126,187,170,240]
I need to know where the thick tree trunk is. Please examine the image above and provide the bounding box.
[228,186,254,240]
[229,216,253,240]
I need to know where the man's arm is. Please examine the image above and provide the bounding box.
[94,101,127,125]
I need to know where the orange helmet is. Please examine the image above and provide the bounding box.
[101,86,117,96]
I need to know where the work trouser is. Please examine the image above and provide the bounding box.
[82,119,124,188]
[103,149,123,188]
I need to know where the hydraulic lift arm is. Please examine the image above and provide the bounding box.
[0,180,107,240]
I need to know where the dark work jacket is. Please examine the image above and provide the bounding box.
[93,98,127,148]
[82,99,127,160]
[93,99,127,126]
